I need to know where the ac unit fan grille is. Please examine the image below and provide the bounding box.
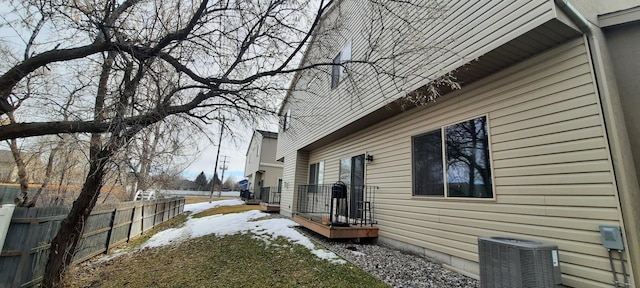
[478,237,561,288]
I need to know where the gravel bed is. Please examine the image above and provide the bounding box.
[295,226,480,288]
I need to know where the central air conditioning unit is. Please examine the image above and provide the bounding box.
[478,237,562,288]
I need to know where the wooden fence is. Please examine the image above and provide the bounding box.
[0,197,185,288]
[0,185,19,205]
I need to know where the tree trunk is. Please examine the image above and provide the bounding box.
[8,112,30,206]
[42,51,117,287]
[41,148,112,287]
[27,141,61,207]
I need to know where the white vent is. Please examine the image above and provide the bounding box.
[478,237,562,288]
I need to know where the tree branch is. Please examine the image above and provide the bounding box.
[0,42,113,113]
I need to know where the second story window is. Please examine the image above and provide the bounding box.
[331,40,351,88]
[282,109,291,131]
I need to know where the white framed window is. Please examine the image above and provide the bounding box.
[412,116,493,198]
[331,40,352,89]
[339,158,351,185]
[309,161,324,185]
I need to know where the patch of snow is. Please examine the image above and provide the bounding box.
[142,200,344,264]
[95,249,126,263]
[350,250,366,257]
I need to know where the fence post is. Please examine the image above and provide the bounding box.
[141,202,145,233]
[105,208,117,254]
[127,205,136,242]
[0,204,15,252]
[153,201,157,226]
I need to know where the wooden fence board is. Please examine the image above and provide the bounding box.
[129,204,143,240]
[154,202,163,224]
[142,203,155,232]
[0,197,184,287]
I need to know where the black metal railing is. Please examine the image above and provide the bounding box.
[240,189,254,200]
[296,183,377,227]
[259,187,281,205]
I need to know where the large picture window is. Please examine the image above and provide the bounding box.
[412,116,493,198]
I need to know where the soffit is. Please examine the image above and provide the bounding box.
[599,5,640,28]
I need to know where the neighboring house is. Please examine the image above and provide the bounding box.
[0,150,44,184]
[276,1,640,287]
[0,151,17,183]
[244,130,283,205]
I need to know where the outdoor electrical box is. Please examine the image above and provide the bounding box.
[599,225,624,250]
[599,225,629,287]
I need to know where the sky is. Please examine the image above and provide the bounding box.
[0,3,283,185]
[139,199,346,264]
[181,119,279,183]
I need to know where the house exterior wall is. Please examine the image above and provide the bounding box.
[259,136,283,189]
[276,1,640,286]
[0,163,16,183]
[568,0,640,24]
[244,133,262,180]
[601,24,640,283]
[280,150,308,217]
[259,165,282,189]
[244,132,283,192]
[603,21,640,195]
[300,38,632,287]
[276,0,559,160]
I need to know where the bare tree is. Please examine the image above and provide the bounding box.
[26,135,91,206]
[121,115,198,198]
[0,0,458,286]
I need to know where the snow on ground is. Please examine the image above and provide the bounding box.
[142,200,346,264]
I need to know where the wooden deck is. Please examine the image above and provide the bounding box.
[293,215,378,239]
[244,199,261,205]
[260,203,280,213]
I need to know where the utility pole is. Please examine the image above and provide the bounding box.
[218,156,229,198]
[209,118,225,203]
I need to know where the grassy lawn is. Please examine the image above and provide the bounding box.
[192,204,261,218]
[64,205,388,288]
[184,195,235,204]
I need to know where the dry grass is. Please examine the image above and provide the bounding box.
[184,195,235,204]
[65,234,388,288]
[193,204,261,218]
[62,203,388,288]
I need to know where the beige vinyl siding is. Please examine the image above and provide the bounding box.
[279,150,296,216]
[305,38,627,287]
[277,0,557,159]
[280,150,309,216]
[244,133,261,178]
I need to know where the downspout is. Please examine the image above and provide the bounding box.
[555,0,640,287]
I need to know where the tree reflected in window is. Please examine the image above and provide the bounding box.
[412,130,444,196]
[412,116,493,198]
[445,117,492,198]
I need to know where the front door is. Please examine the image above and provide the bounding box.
[339,154,365,220]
